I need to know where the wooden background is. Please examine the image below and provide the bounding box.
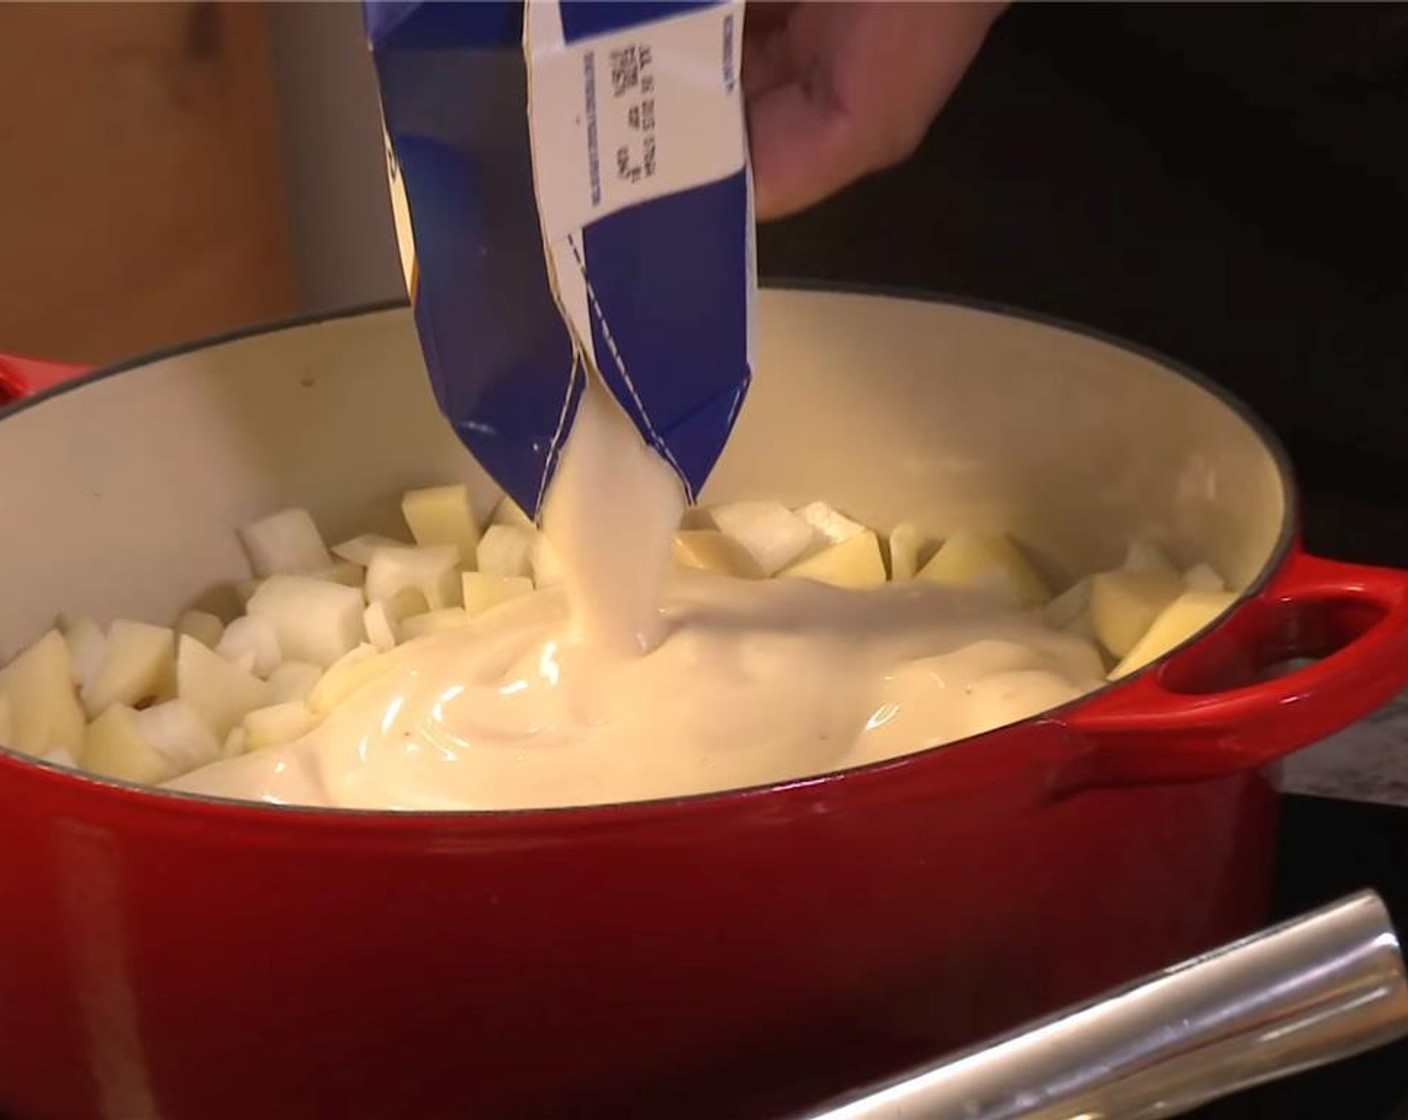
[0,2,297,366]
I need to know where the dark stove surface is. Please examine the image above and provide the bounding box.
[1191,795,1408,1119]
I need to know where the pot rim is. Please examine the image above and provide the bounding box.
[0,282,1299,824]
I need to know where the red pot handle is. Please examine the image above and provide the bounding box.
[1062,549,1408,787]
[0,352,93,405]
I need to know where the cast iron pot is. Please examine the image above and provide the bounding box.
[2,288,1407,1120]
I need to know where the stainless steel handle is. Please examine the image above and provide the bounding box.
[800,890,1408,1120]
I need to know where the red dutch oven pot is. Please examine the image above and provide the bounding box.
[2,287,1407,1120]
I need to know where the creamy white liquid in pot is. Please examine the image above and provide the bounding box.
[168,382,1103,810]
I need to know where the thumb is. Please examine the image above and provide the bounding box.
[747,81,865,221]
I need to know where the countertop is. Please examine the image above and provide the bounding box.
[1284,691,1408,808]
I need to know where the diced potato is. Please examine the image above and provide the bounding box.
[706,501,816,576]
[365,545,461,612]
[476,525,535,580]
[386,586,431,619]
[266,660,322,705]
[238,508,332,577]
[795,501,866,546]
[43,745,77,769]
[780,530,887,589]
[177,609,225,650]
[1111,590,1238,679]
[81,621,175,718]
[246,575,366,668]
[490,495,536,531]
[332,533,406,567]
[399,609,473,641]
[222,726,247,759]
[215,616,282,679]
[530,535,565,588]
[462,573,534,617]
[0,630,84,757]
[1042,577,1092,630]
[176,635,269,739]
[671,531,764,578]
[364,585,431,651]
[317,561,365,590]
[61,615,107,691]
[1064,612,1098,642]
[242,702,321,751]
[1183,562,1227,593]
[133,700,220,773]
[307,645,397,714]
[402,484,480,566]
[1089,568,1185,659]
[363,601,398,653]
[235,579,263,608]
[82,705,178,785]
[917,532,1050,608]
[887,522,924,582]
[1122,540,1177,575]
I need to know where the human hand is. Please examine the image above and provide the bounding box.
[744,1,1006,220]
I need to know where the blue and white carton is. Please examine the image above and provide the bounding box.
[364,0,755,519]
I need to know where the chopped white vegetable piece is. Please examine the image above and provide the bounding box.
[235,579,263,607]
[1111,590,1238,679]
[1122,540,1177,575]
[365,545,461,612]
[670,531,764,578]
[1042,577,1093,629]
[82,705,178,785]
[886,522,924,581]
[402,484,480,565]
[780,530,887,589]
[1089,568,1185,659]
[246,575,366,668]
[242,702,321,751]
[81,621,175,718]
[266,660,322,705]
[476,525,535,580]
[385,586,431,620]
[1063,612,1097,642]
[462,573,534,617]
[490,495,536,531]
[705,501,816,576]
[176,610,225,650]
[795,501,866,546]
[917,532,1050,607]
[317,561,365,590]
[238,508,332,577]
[133,700,221,773]
[1182,562,1227,593]
[0,631,84,758]
[530,535,565,588]
[176,635,269,739]
[61,616,107,691]
[43,745,77,769]
[215,616,282,679]
[331,533,406,567]
[363,601,398,653]
[308,645,396,714]
[399,609,473,641]
[222,726,247,759]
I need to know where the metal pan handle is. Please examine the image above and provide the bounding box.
[798,890,1408,1120]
